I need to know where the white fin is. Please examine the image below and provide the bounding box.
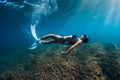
[29,24,41,49]
[29,41,38,49]
[30,24,39,40]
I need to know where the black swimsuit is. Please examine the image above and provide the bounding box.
[68,35,79,44]
[59,37,66,43]
[59,35,79,45]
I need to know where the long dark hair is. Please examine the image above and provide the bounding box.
[80,35,89,43]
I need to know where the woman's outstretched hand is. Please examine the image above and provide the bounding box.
[61,51,68,54]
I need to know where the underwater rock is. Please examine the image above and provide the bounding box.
[0,42,120,80]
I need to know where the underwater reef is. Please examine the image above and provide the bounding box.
[0,42,120,80]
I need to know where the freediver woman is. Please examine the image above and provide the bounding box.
[38,34,89,54]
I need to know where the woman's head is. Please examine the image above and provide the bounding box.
[80,35,89,43]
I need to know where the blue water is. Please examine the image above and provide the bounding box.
[0,0,120,54]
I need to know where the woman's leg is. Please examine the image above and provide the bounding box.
[41,34,62,40]
[41,39,55,44]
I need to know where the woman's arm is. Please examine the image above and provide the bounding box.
[62,40,82,54]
